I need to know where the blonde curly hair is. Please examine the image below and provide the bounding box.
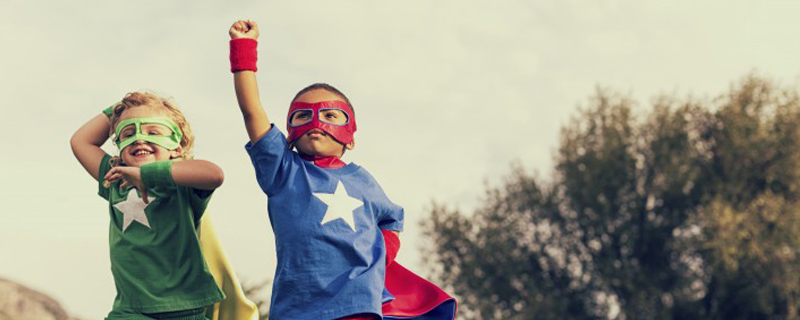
[107,91,195,159]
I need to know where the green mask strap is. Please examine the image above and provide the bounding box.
[115,117,183,151]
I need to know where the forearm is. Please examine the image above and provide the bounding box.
[233,71,271,143]
[168,160,224,190]
[70,113,111,180]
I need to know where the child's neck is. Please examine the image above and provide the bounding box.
[299,153,346,169]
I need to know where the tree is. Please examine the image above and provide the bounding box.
[423,74,800,319]
[424,170,590,320]
[697,76,800,319]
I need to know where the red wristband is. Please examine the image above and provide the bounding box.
[230,38,258,72]
[381,229,400,267]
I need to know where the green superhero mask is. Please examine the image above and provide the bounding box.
[115,117,183,151]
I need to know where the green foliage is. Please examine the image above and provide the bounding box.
[424,171,589,320]
[422,74,800,319]
[702,195,800,319]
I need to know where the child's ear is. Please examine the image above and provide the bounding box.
[345,139,356,150]
[170,147,183,159]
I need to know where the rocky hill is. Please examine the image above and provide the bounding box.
[0,277,75,320]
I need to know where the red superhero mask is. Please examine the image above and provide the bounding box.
[286,100,357,145]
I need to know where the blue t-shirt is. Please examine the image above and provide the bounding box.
[246,126,404,320]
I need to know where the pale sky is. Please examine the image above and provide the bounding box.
[2,1,800,319]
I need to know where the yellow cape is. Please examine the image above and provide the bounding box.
[198,216,261,320]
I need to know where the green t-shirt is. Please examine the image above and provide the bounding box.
[97,155,224,313]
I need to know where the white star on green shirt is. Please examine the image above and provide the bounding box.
[114,189,156,232]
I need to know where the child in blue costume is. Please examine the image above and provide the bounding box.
[228,20,456,320]
[71,92,225,320]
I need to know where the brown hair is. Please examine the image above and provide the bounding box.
[107,91,196,159]
[291,83,355,115]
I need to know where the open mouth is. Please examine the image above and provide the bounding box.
[131,148,154,157]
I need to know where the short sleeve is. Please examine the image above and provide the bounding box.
[186,187,214,224]
[245,125,296,196]
[378,203,404,232]
[97,154,112,200]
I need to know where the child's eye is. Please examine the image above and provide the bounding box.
[293,112,310,120]
[320,110,347,124]
[291,112,313,124]
[142,124,172,136]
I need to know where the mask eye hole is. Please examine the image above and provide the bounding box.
[119,125,136,139]
[289,109,314,127]
[319,109,349,126]
[141,123,173,136]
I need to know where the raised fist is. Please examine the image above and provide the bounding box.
[229,19,259,40]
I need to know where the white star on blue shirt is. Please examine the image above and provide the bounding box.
[314,181,364,231]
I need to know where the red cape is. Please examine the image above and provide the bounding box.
[382,262,457,320]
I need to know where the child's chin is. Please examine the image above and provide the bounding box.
[124,156,157,167]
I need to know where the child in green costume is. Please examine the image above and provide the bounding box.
[71,92,225,320]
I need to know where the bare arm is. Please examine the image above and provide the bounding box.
[170,160,224,190]
[104,160,224,191]
[70,113,110,181]
[234,71,271,143]
[103,159,224,204]
[230,19,271,144]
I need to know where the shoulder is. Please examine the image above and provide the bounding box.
[245,124,287,152]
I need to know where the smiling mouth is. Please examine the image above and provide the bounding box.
[131,149,153,157]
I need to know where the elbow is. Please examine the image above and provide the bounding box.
[69,133,83,156]
[241,111,261,125]
[212,171,225,189]
[208,165,225,189]
[241,111,254,121]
